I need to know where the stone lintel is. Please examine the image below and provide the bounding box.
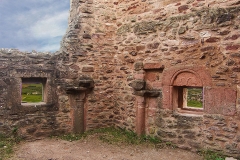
[143,62,164,70]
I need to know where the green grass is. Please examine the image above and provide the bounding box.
[187,88,203,108]
[0,133,20,160]
[1,128,228,160]
[57,127,161,145]
[188,88,202,94]
[21,83,42,102]
[199,150,225,160]
[187,100,203,108]
[22,94,42,102]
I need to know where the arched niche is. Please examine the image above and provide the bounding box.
[171,71,203,87]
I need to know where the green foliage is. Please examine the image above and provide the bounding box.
[21,83,42,102]
[199,150,225,160]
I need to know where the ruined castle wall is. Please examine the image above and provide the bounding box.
[113,0,240,156]
[60,0,240,155]
[0,49,72,138]
[60,0,119,130]
[1,0,240,157]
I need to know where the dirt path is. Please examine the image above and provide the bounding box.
[10,135,203,160]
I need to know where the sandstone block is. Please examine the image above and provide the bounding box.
[143,63,164,70]
[178,5,189,13]
[226,45,240,50]
[136,45,145,51]
[82,66,94,72]
[134,62,143,71]
[204,87,237,115]
[217,14,234,24]
[134,73,145,80]
[206,37,220,43]
[130,80,145,91]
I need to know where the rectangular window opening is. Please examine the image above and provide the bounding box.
[21,78,46,104]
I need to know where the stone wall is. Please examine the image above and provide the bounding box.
[112,0,240,156]
[1,0,240,157]
[0,49,71,139]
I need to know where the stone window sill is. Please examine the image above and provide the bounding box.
[21,102,47,107]
[20,102,56,113]
[176,108,204,117]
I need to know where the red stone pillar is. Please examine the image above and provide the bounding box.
[136,96,146,136]
[72,93,85,134]
[73,99,84,133]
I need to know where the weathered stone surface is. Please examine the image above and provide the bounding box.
[134,62,143,71]
[178,26,187,34]
[133,21,157,35]
[1,0,240,157]
[130,80,145,91]
[134,90,162,97]
[143,63,164,70]
[217,13,234,24]
[178,5,189,13]
[206,37,220,43]
[204,88,237,115]
[117,24,131,35]
[82,66,94,72]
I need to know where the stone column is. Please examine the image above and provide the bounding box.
[66,78,94,134]
[136,96,146,136]
[72,98,84,134]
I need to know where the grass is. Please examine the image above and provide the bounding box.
[21,83,42,103]
[57,127,230,160]
[199,150,225,160]
[0,133,21,160]
[187,100,203,108]
[0,127,231,160]
[57,127,161,145]
[22,94,42,102]
[187,88,203,108]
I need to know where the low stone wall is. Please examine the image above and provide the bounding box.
[0,49,70,139]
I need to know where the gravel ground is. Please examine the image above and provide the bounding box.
[9,135,203,160]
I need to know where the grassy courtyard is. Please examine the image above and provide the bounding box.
[21,84,42,103]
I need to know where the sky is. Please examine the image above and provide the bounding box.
[0,0,70,52]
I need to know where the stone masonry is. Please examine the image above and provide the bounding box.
[1,0,240,157]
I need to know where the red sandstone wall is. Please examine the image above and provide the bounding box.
[113,0,240,156]
[60,0,119,130]
[60,0,240,156]
[1,0,240,157]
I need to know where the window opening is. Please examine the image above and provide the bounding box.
[174,86,203,112]
[21,78,46,103]
[185,87,203,108]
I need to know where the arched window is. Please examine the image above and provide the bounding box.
[171,71,203,112]
[162,66,212,114]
